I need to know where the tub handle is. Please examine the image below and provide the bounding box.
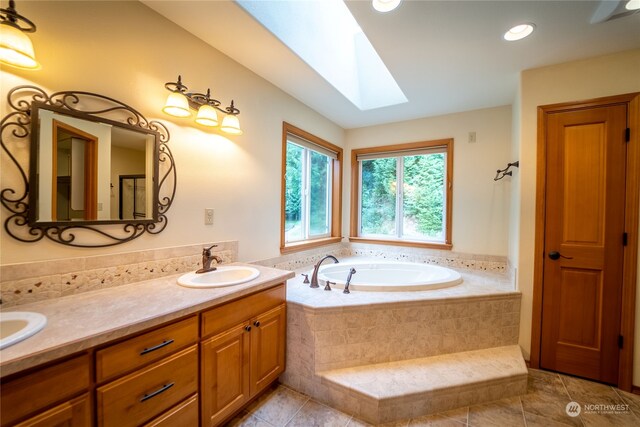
[300,273,309,284]
[324,281,333,291]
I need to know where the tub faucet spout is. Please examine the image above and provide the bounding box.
[310,255,339,288]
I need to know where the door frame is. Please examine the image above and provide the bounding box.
[530,93,640,391]
[51,119,98,221]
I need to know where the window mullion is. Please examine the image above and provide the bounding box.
[396,156,403,239]
[326,158,332,232]
[303,149,310,240]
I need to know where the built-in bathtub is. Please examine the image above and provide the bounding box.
[281,255,522,423]
[317,261,462,291]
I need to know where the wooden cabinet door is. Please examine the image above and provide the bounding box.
[200,323,251,427]
[250,304,286,396]
[14,394,91,427]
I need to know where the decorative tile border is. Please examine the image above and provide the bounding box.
[2,240,509,307]
[0,241,238,307]
[253,242,508,274]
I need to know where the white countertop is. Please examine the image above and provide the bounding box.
[0,263,294,378]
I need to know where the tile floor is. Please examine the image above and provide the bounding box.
[225,369,640,427]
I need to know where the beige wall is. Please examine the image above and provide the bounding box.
[0,1,344,264]
[514,49,640,383]
[345,105,513,257]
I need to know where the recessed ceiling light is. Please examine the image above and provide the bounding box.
[626,0,640,10]
[503,23,535,41]
[372,0,402,13]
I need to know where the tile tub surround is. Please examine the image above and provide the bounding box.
[280,267,523,423]
[0,241,238,307]
[0,262,293,378]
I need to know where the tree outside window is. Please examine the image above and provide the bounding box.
[351,139,453,249]
[281,123,342,253]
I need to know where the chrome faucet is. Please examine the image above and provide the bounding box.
[344,268,356,294]
[196,244,222,274]
[310,255,339,288]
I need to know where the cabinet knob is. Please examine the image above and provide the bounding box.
[244,325,252,332]
[254,321,260,327]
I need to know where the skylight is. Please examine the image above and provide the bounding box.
[236,0,408,111]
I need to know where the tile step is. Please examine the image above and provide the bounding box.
[318,345,528,423]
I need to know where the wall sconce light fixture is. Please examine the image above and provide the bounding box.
[162,75,243,135]
[0,0,40,70]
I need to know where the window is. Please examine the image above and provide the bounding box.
[350,139,453,249]
[281,122,342,253]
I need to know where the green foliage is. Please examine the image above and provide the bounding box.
[361,158,396,235]
[309,151,329,235]
[403,154,444,237]
[360,153,445,239]
[285,143,303,224]
[284,143,331,239]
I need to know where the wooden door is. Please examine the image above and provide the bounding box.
[540,103,627,384]
[250,304,286,396]
[200,323,251,427]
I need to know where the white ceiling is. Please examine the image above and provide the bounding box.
[143,1,640,129]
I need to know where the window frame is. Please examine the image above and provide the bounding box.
[350,138,453,250]
[281,122,343,253]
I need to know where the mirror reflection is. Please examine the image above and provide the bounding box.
[35,107,156,223]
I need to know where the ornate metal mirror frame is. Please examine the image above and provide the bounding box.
[1,86,176,247]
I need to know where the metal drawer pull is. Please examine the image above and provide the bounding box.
[140,339,174,355]
[140,382,174,402]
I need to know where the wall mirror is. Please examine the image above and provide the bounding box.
[1,86,176,247]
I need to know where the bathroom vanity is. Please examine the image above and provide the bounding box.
[0,264,293,427]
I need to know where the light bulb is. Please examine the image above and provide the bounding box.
[503,23,535,41]
[372,0,401,13]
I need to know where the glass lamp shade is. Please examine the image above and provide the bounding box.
[220,114,243,135]
[195,104,219,127]
[0,24,40,70]
[162,92,192,118]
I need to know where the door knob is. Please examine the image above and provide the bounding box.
[548,251,573,260]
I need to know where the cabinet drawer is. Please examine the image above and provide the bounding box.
[143,394,198,427]
[1,354,90,426]
[14,394,91,427]
[201,284,285,338]
[96,316,198,382]
[96,345,198,427]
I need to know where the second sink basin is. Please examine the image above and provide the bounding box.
[178,266,260,288]
[0,311,47,350]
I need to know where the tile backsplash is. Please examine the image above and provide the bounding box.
[254,241,508,274]
[2,240,509,308]
[0,241,237,307]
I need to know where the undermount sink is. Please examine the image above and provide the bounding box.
[0,311,47,350]
[178,266,260,288]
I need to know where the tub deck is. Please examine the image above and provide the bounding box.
[287,257,517,310]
